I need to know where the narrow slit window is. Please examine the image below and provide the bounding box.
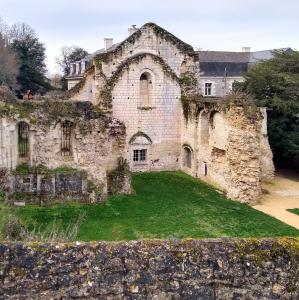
[61,121,73,156]
[18,122,29,158]
[140,72,152,106]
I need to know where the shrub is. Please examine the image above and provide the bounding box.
[2,214,28,240]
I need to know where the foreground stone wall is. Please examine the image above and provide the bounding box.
[0,238,298,299]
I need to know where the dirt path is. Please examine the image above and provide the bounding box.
[253,172,299,230]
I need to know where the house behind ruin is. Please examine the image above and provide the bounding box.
[0,23,275,203]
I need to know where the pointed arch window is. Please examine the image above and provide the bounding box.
[18,122,29,158]
[61,121,73,156]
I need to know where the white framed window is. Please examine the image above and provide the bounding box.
[133,149,147,163]
[204,83,212,96]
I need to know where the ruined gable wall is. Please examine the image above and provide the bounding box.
[100,26,189,80]
[112,56,181,171]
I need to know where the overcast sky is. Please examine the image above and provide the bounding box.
[1,0,299,75]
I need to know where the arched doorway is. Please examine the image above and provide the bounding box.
[183,146,192,168]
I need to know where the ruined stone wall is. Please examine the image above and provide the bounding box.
[181,105,274,203]
[11,171,88,204]
[0,238,298,299]
[259,108,275,179]
[0,101,130,199]
[0,117,18,170]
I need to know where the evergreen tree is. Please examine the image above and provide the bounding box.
[10,23,51,94]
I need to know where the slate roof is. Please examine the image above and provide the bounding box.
[249,48,293,63]
[197,51,249,77]
[199,62,248,77]
[197,48,293,77]
[197,51,250,63]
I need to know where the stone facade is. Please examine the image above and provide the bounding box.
[65,23,274,203]
[0,238,298,299]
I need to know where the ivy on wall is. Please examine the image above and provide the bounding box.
[94,53,180,111]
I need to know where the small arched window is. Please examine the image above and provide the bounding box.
[140,72,152,107]
[183,146,192,168]
[61,121,73,156]
[18,122,29,158]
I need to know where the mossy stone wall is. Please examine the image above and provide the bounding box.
[0,238,298,299]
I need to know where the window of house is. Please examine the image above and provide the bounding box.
[61,121,73,156]
[18,122,29,158]
[204,83,212,96]
[133,149,147,163]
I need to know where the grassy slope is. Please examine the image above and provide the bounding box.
[14,172,299,241]
[288,209,299,216]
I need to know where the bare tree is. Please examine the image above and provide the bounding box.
[56,46,88,76]
[0,32,20,89]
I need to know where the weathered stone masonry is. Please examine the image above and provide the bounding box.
[0,101,131,201]
[0,238,298,299]
[66,22,274,203]
[0,23,275,203]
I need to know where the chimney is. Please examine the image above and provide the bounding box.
[104,38,113,50]
[242,47,251,53]
[128,25,138,36]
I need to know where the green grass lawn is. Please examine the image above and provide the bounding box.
[10,172,299,241]
[288,208,299,216]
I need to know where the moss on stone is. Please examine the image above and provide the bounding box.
[14,163,79,175]
[65,66,95,99]
[95,53,179,111]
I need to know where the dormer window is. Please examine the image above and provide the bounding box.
[205,83,212,96]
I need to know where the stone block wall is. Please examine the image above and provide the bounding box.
[0,238,298,299]
[111,56,182,172]
[10,171,88,203]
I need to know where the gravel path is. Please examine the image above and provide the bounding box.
[254,173,299,230]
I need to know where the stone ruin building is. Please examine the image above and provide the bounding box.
[0,23,275,203]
